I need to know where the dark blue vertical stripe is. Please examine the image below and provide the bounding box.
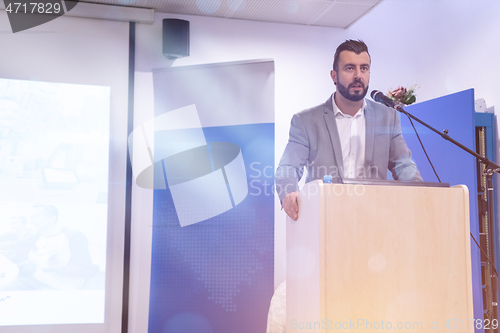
[122,21,135,333]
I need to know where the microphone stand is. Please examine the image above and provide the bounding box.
[395,104,499,322]
[395,105,500,176]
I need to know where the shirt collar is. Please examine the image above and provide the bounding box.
[332,94,367,118]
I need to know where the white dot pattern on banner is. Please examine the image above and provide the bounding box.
[154,200,272,312]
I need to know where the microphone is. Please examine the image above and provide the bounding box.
[370,90,398,109]
[372,90,445,184]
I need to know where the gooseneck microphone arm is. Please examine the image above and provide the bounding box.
[370,90,500,175]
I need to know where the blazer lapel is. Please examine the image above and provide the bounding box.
[364,102,375,167]
[322,96,344,178]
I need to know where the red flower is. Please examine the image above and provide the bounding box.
[391,86,407,99]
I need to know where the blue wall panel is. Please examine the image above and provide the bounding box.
[401,89,483,330]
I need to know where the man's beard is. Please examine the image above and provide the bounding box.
[337,79,368,102]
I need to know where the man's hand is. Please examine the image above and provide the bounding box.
[282,191,299,221]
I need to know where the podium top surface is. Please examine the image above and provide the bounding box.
[339,178,450,187]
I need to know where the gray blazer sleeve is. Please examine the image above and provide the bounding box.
[387,110,422,182]
[275,114,310,202]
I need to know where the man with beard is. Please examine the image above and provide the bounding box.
[275,39,422,220]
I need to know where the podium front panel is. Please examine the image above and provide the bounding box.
[287,181,473,333]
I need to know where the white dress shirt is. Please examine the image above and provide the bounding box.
[332,95,366,179]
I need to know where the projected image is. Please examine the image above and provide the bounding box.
[0,78,109,326]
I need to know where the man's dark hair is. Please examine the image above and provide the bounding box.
[333,39,370,72]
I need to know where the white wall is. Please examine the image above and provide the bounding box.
[353,0,500,110]
[130,0,500,330]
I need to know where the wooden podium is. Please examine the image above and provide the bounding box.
[287,180,473,332]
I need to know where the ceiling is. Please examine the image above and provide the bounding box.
[82,0,383,29]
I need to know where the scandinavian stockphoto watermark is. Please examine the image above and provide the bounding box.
[289,319,423,331]
[127,104,371,226]
[249,161,372,198]
[127,104,248,227]
[3,0,79,33]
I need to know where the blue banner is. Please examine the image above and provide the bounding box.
[146,60,275,333]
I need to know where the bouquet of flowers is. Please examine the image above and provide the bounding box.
[388,85,418,105]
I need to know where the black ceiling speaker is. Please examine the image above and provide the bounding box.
[162,19,190,60]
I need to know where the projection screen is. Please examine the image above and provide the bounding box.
[0,9,129,333]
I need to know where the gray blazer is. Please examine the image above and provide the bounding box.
[275,95,422,202]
